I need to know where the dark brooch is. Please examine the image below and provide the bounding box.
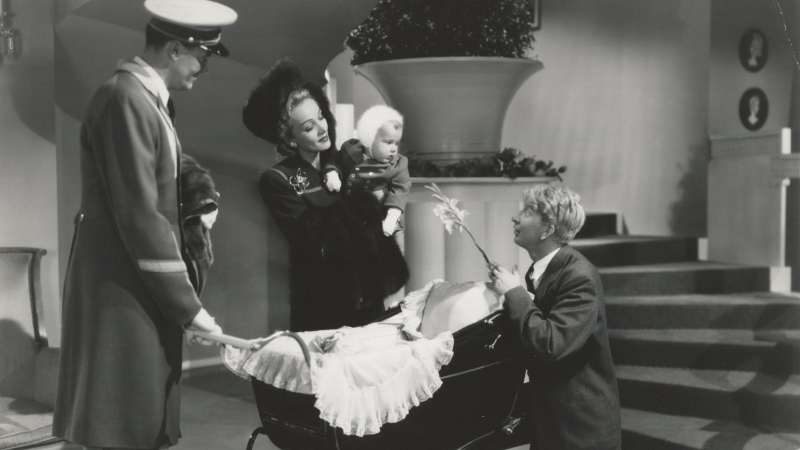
[289,168,310,195]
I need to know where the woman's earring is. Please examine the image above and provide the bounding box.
[290,142,297,148]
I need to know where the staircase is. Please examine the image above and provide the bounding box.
[574,214,800,450]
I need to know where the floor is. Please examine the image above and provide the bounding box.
[174,366,277,450]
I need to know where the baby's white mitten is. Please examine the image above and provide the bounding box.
[383,208,402,236]
[325,171,342,192]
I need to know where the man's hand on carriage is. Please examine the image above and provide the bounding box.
[185,307,223,346]
[488,262,521,296]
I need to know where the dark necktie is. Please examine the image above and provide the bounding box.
[525,266,535,292]
[167,98,176,125]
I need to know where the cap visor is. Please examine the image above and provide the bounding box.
[200,42,229,57]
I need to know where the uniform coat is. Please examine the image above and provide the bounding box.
[323,138,411,212]
[53,58,202,449]
[259,154,408,332]
[504,246,621,450]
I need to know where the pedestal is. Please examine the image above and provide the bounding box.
[403,177,556,291]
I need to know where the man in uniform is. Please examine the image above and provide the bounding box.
[53,1,237,449]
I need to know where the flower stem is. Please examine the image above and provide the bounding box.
[463,226,492,266]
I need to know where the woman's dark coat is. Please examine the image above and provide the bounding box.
[259,154,408,332]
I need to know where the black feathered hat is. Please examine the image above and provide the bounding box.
[242,59,337,155]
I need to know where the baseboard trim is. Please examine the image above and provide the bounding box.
[182,356,223,372]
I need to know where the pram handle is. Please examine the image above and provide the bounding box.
[193,330,312,368]
[192,331,253,349]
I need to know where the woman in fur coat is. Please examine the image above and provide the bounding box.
[243,59,408,332]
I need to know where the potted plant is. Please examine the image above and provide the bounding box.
[346,0,543,163]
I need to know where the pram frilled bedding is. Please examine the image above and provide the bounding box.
[222,279,504,436]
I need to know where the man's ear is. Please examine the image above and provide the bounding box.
[541,224,556,241]
[166,40,181,61]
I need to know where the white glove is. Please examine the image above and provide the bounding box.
[383,208,402,236]
[185,308,223,346]
[325,171,342,192]
[200,209,218,230]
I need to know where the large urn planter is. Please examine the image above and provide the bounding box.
[355,57,543,163]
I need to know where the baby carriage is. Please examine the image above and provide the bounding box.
[201,280,532,450]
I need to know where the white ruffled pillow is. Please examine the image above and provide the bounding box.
[420,281,502,339]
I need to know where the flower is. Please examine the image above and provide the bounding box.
[426,183,491,265]
[431,197,469,234]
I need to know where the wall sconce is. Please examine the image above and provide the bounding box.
[0,0,15,60]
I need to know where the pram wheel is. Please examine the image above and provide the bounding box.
[246,426,266,450]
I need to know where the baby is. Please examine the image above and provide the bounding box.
[324,105,410,236]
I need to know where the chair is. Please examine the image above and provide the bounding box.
[0,248,78,450]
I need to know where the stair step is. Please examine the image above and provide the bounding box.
[600,262,771,296]
[576,213,619,238]
[622,408,800,450]
[607,293,800,330]
[609,329,800,375]
[573,235,698,267]
[616,365,800,431]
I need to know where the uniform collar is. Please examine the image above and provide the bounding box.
[117,56,171,107]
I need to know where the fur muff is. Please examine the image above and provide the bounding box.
[180,153,219,295]
[344,192,409,301]
[289,192,409,332]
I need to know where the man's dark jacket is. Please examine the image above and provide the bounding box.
[504,245,621,450]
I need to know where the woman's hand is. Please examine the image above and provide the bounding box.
[488,262,522,296]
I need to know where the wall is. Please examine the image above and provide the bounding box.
[333,0,713,236]
[0,0,59,345]
[505,0,711,236]
[54,12,271,363]
[708,0,798,286]
[784,0,800,290]
[52,0,381,365]
[709,0,795,135]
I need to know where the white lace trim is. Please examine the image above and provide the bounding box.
[221,279,454,436]
[313,331,454,436]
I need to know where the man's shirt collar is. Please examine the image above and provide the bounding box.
[529,246,562,287]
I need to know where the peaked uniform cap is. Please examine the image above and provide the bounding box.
[144,0,237,57]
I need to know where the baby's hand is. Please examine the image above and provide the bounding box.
[382,218,397,236]
[325,172,341,192]
[383,208,402,236]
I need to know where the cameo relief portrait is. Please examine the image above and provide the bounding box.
[739,88,769,131]
[739,28,768,72]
